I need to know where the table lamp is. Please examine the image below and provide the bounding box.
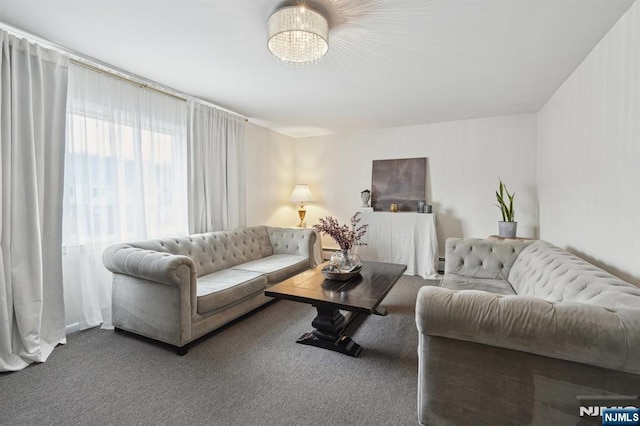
[290,184,314,227]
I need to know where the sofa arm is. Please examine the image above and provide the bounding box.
[267,227,316,260]
[416,286,640,375]
[103,244,197,287]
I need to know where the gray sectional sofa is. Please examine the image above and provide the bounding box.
[416,238,640,425]
[103,226,316,355]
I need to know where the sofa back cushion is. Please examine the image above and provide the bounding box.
[267,227,314,257]
[508,240,640,308]
[445,238,532,280]
[128,226,274,277]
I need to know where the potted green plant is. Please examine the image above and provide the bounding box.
[496,179,517,238]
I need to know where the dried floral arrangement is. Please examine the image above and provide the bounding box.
[313,212,368,251]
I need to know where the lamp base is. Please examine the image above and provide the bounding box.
[297,208,306,227]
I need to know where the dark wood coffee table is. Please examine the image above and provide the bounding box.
[265,261,407,357]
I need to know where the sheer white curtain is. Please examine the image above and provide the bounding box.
[62,64,188,331]
[188,101,246,233]
[0,31,69,371]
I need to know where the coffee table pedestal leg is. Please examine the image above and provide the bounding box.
[296,306,363,357]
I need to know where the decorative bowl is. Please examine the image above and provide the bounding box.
[321,264,362,281]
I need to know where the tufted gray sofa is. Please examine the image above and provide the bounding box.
[103,226,316,355]
[416,238,640,425]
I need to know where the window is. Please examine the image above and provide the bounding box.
[62,64,188,330]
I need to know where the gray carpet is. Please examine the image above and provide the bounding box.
[1,275,438,426]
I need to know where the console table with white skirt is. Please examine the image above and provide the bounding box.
[355,212,438,279]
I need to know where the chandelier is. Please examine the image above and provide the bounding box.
[267,6,329,64]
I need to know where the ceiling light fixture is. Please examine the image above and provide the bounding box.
[267,6,329,64]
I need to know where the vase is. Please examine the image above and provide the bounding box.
[330,249,362,272]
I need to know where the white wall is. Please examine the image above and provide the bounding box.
[244,123,298,227]
[537,1,640,285]
[293,114,538,253]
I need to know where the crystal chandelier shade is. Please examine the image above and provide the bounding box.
[267,6,329,64]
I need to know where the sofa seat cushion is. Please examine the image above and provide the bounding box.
[196,269,268,314]
[441,274,516,296]
[231,254,309,284]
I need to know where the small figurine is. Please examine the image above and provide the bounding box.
[360,189,371,208]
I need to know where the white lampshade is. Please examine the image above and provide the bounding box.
[290,184,314,203]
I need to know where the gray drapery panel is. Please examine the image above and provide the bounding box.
[187,101,246,233]
[0,30,69,371]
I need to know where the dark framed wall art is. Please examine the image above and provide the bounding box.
[371,157,426,212]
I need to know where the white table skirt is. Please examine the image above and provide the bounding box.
[355,212,438,279]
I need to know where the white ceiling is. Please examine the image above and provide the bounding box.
[0,0,634,138]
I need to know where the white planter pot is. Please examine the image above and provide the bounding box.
[498,221,517,238]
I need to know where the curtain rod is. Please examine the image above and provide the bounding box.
[0,21,248,121]
[69,58,186,102]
